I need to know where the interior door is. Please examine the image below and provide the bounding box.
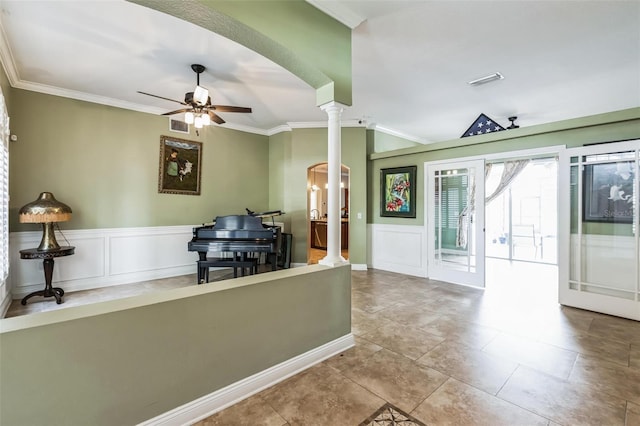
[427,159,485,288]
[559,140,640,320]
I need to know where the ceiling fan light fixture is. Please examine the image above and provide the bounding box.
[468,72,504,86]
[185,111,194,124]
[201,113,211,126]
[194,115,203,129]
[193,86,209,106]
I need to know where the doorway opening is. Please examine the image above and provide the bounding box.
[484,156,559,300]
[307,163,349,264]
[485,157,558,265]
[425,150,561,302]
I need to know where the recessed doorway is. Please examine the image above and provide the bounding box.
[307,163,349,264]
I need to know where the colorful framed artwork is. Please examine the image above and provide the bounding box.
[380,166,417,218]
[158,135,202,195]
[583,161,634,223]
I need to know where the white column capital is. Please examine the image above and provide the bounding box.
[319,101,347,114]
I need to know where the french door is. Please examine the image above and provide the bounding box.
[559,140,640,320]
[427,159,485,288]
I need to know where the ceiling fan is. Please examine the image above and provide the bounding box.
[137,64,252,127]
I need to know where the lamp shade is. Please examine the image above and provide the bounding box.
[19,192,72,224]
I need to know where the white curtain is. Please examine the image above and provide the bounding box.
[456,160,530,249]
[485,159,530,205]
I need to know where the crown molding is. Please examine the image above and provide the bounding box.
[266,124,292,136]
[218,122,270,136]
[305,0,365,29]
[0,21,20,87]
[13,80,170,115]
[373,124,429,145]
[287,119,365,129]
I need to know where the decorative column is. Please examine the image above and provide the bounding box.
[319,101,348,266]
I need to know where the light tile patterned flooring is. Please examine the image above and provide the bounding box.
[5,261,640,425]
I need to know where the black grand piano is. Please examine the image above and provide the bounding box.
[188,213,282,283]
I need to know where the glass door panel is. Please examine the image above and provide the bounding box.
[428,159,485,288]
[560,141,640,320]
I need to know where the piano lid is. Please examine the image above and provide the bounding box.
[213,214,268,230]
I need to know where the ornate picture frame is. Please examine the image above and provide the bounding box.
[158,135,202,195]
[380,166,417,218]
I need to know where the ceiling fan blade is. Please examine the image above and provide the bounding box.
[137,91,186,105]
[161,108,192,116]
[211,105,252,113]
[207,111,225,124]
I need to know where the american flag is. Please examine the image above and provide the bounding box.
[461,113,505,138]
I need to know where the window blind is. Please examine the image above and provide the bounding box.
[0,89,9,281]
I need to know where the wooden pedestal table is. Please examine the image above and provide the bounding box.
[19,246,75,305]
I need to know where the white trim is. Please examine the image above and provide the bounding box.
[425,159,486,288]
[0,21,20,87]
[266,124,292,135]
[8,225,200,298]
[424,145,566,167]
[351,263,367,271]
[373,125,429,145]
[139,333,355,426]
[559,139,640,320]
[217,121,270,136]
[287,119,364,129]
[369,224,426,277]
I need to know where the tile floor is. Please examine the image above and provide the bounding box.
[5,261,640,425]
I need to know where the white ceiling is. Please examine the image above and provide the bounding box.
[0,0,638,143]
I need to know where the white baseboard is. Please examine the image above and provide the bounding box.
[351,263,367,271]
[139,333,355,426]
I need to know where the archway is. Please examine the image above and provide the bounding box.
[307,163,350,264]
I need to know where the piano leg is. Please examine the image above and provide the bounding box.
[198,252,207,284]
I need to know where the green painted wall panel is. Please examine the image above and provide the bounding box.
[369,110,640,226]
[271,127,367,265]
[200,0,352,105]
[373,130,422,153]
[9,90,270,231]
[0,265,352,425]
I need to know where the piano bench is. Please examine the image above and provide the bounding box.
[197,258,258,283]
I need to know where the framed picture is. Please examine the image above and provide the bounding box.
[380,166,417,218]
[583,161,634,223]
[158,135,202,195]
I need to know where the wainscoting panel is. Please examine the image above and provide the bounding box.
[8,225,198,299]
[369,224,427,277]
[109,231,195,276]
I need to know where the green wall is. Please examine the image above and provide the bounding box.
[369,108,640,227]
[270,127,367,265]
[9,90,270,231]
[373,130,422,153]
[0,264,352,425]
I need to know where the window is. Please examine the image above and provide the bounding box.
[0,89,9,281]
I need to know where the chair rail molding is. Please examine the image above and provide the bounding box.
[8,225,198,299]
